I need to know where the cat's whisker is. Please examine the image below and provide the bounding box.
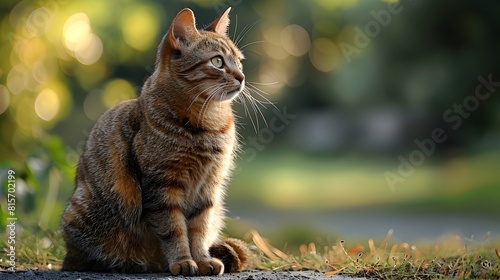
[247,88,270,128]
[197,87,219,125]
[246,81,279,100]
[234,24,250,47]
[218,88,225,120]
[245,93,271,108]
[242,49,264,57]
[186,86,212,110]
[198,82,230,126]
[232,14,239,42]
[195,89,213,124]
[241,90,263,132]
[247,81,279,86]
[235,94,243,104]
[245,105,258,133]
[186,83,221,114]
[235,20,260,47]
[239,40,266,50]
[246,84,279,111]
[186,83,214,109]
[247,93,263,130]
[239,91,258,133]
[237,84,277,132]
[217,82,231,120]
[186,83,207,93]
[243,90,269,108]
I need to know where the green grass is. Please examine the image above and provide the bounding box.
[1,230,65,271]
[2,229,499,279]
[248,230,500,279]
[230,151,500,215]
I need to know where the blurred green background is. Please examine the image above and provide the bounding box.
[1,0,500,246]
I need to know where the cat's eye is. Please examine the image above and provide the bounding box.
[211,56,224,68]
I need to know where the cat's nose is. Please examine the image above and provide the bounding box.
[234,72,245,84]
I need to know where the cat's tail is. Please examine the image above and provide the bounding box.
[209,238,249,273]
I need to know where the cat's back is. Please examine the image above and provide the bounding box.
[74,98,143,219]
[87,99,141,148]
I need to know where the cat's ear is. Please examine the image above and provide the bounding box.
[168,8,199,49]
[206,7,231,36]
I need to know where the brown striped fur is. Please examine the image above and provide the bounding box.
[61,8,249,275]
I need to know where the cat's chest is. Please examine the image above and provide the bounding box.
[136,126,234,187]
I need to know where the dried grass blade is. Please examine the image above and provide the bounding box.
[324,267,346,276]
[378,229,394,251]
[251,230,278,260]
[271,247,289,260]
[308,242,317,254]
[347,244,364,256]
[368,239,377,255]
[299,244,307,255]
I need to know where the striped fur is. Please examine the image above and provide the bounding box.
[61,8,249,275]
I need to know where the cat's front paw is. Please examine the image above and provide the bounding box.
[197,258,224,276]
[169,259,198,276]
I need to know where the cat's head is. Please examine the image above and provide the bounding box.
[154,8,245,104]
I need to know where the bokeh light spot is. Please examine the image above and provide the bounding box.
[7,64,29,94]
[262,24,289,60]
[281,25,311,57]
[15,98,36,132]
[262,24,284,45]
[20,37,47,65]
[258,65,284,94]
[316,0,358,10]
[35,88,60,121]
[0,85,10,115]
[264,43,289,60]
[63,13,91,52]
[122,6,159,51]
[63,13,102,65]
[309,37,339,72]
[27,7,51,36]
[74,33,103,65]
[102,79,136,108]
[83,89,108,120]
[32,60,48,84]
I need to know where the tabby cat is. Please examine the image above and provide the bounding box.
[61,7,249,276]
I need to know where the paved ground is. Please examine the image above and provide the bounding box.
[1,270,367,280]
